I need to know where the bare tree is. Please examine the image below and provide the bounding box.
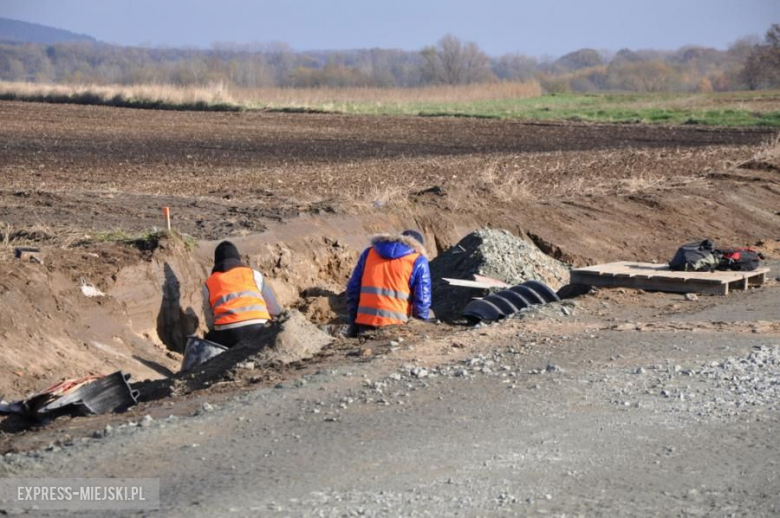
[493,53,538,81]
[766,24,780,48]
[606,60,679,92]
[555,48,604,72]
[264,41,295,86]
[739,24,780,90]
[420,35,494,85]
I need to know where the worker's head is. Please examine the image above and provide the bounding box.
[214,241,240,263]
[401,229,425,246]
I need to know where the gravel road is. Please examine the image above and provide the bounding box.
[2,282,779,517]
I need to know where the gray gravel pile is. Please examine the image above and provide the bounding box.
[430,229,570,320]
[651,344,780,419]
[317,341,780,424]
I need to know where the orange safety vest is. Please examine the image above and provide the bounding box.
[356,248,420,327]
[205,267,270,328]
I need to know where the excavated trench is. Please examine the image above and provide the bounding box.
[4,161,780,402]
[147,209,496,349]
[0,209,494,400]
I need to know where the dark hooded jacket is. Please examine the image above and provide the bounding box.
[346,233,432,324]
[212,241,243,273]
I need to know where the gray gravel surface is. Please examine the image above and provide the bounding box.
[1,285,779,517]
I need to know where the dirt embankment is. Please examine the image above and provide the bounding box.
[0,210,460,399]
[0,241,184,400]
[3,172,780,402]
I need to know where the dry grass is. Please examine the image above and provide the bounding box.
[232,81,542,106]
[447,143,757,204]
[0,219,88,250]
[471,160,533,203]
[282,142,758,215]
[0,221,11,249]
[738,133,780,168]
[0,80,542,112]
[608,174,678,196]
[0,81,238,110]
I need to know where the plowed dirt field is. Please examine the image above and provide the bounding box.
[0,101,776,240]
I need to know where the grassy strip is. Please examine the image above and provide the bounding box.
[2,83,779,126]
[313,92,780,126]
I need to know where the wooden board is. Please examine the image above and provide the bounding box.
[570,262,769,295]
[473,274,511,288]
[443,276,511,289]
[442,278,497,289]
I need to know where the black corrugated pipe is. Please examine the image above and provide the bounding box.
[462,279,560,324]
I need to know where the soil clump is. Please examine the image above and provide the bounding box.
[140,310,332,400]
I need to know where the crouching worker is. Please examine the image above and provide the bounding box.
[202,241,282,348]
[346,230,431,334]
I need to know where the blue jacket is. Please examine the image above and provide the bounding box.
[346,236,432,324]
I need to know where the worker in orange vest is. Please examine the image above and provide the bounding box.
[346,230,431,334]
[202,241,282,348]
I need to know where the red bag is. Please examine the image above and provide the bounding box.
[717,248,764,271]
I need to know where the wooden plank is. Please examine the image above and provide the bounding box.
[570,262,770,295]
[570,272,725,294]
[442,278,496,289]
[572,262,768,282]
[473,274,511,288]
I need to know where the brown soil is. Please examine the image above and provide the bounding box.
[0,101,775,240]
[0,100,778,446]
[0,235,206,400]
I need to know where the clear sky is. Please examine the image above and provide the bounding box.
[1,0,778,56]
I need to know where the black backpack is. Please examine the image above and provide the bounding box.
[669,240,719,272]
[716,248,763,271]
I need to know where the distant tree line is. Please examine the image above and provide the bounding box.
[1,25,779,92]
[739,24,780,90]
